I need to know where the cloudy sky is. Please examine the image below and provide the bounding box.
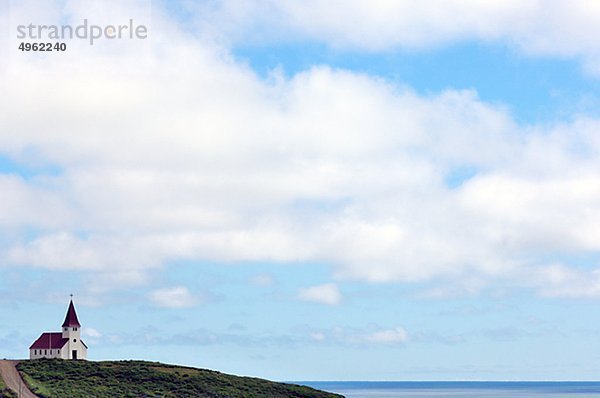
[2,0,600,381]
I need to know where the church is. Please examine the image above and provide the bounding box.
[29,299,88,360]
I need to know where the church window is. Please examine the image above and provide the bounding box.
[73,339,77,342]
[44,350,47,355]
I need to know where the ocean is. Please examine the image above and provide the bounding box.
[299,382,600,397]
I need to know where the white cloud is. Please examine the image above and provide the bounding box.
[149,286,198,308]
[196,0,600,75]
[306,325,409,346]
[529,265,600,299]
[298,283,342,305]
[249,274,275,287]
[0,175,72,228]
[365,327,409,345]
[1,0,600,300]
[82,327,102,338]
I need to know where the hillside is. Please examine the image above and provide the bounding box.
[15,359,343,398]
[0,362,19,398]
[0,377,17,398]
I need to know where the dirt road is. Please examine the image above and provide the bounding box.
[0,360,38,398]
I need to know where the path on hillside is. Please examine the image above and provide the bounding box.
[0,360,38,398]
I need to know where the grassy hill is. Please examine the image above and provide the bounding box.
[0,378,17,398]
[16,359,343,398]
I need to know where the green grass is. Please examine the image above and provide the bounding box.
[17,359,344,398]
[0,376,17,398]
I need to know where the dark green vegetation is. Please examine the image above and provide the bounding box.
[0,389,16,398]
[0,378,16,398]
[17,359,343,398]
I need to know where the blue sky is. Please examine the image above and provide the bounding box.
[2,0,600,381]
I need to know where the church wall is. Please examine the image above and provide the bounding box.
[29,347,65,360]
[62,326,87,359]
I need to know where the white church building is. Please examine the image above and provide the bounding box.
[29,299,88,360]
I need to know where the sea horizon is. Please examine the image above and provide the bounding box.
[297,381,600,398]
[297,380,600,383]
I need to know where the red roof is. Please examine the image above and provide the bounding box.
[29,333,68,350]
[62,300,81,327]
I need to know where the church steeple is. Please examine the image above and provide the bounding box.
[62,299,81,328]
[61,298,83,358]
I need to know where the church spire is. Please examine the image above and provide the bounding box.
[62,298,81,328]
